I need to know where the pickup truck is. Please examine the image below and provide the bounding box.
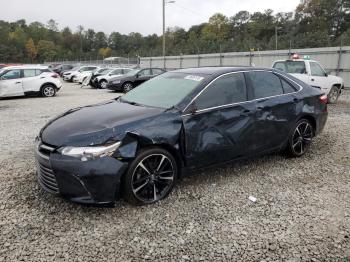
[272,56,344,103]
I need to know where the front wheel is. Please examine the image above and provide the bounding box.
[99,80,108,89]
[123,82,134,93]
[122,147,178,205]
[286,119,314,157]
[328,86,339,104]
[41,85,56,97]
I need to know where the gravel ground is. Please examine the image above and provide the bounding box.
[0,83,349,261]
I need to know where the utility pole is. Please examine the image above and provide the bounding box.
[162,0,166,57]
[275,26,278,51]
[162,0,175,58]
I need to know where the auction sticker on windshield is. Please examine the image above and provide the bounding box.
[184,75,204,82]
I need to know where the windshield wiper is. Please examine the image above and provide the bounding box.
[119,98,142,106]
[165,105,181,112]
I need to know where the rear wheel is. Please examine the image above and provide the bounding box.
[286,119,314,157]
[99,80,108,89]
[123,82,134,93]
[41,85,56,97]
[122,147,178,205]
[328,86,339,104]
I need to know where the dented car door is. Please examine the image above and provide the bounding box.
[182,72,256,168]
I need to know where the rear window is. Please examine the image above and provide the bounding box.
[273,61,307,74]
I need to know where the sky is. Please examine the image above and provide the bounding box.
[1,0,301,35]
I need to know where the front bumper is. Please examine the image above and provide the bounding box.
[35,141,128,205]
[62,75,71,81]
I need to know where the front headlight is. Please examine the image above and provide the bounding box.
[113,80,121,84]
[58,141,121,161]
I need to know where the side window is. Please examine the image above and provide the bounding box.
[111,69,123,75]
[123,69,132,74]
[152,69,164,76]
[249,71,284,99]
[1,69,21,80]
[280,78,297,94]
[23,69,37,78]
[195,73,247,110]
[138,69,152,76]
[310,62,326,77]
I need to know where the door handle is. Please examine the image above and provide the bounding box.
[257,106,263,111]
[311,78,315,82]
[40,77,45,79]
[293,98,298,103]
[15,81,21,84]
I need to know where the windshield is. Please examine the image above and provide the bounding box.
[273,61,307,74]
[125,69,140,76]
[121,72,205,108]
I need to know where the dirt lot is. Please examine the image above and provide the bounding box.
[0,83,349,261]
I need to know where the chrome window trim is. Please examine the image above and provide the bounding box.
[181,69,303,117]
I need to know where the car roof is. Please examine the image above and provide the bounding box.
[274,59,317,63]
[2,65,49,70]
[172,66,271,75]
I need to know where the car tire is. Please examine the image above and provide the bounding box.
[99,80,108,89]
[41,85,56,97]
[328,86,339,104]
[286,119,314,157]
[122,147,178,205]
[123,82,134,93]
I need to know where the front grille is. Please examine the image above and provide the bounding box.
[36,142,59,194]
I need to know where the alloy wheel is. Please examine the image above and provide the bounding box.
[131,154,175,204]
[292,121,313,155]
[100,81,107,89]
[43,86,55,97]
[124,83,133,92]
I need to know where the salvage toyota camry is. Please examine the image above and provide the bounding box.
[35,67,328,205]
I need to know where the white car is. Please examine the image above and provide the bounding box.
[73,68,102,84]
[273,55,344,103]
[0,65,62,98]
[94,68,133,88]
[62,66,98,82]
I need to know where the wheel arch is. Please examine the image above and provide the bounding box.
[40,82,57,91]
[297,114,317,133]
[138,143,184,174]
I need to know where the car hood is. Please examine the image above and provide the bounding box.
[40,100,165,147]
[327,74,344,85]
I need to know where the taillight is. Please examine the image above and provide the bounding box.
[319,94,328,112]
[319,94,328,104]
[51,74,59,78]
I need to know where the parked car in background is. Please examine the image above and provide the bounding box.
[62,66,98,82]
[53,64,74,76]
[94,68,133,89]
[35,67,328,206]
[106,68,166,92]
[0,65,61,98]
[272,54,344,103]
[90,68,114,88]
[73,67,102,84]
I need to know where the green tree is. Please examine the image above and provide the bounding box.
[25,38,37,62]
[37,40,56,61]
